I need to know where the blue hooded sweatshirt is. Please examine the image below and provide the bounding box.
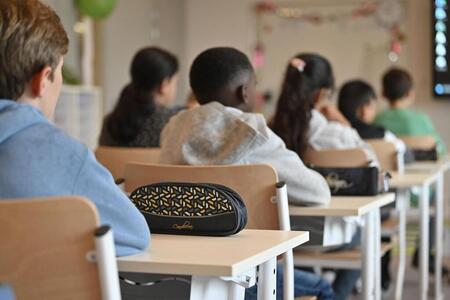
[0,100,150,256]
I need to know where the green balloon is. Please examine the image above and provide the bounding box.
[75,0,117,20]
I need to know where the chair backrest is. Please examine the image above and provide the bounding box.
[95,146,161,180]
[124,163,280,230]
[365,139,399,171]
[0,197,102,300]
[400,135,436,150]
[303,147,369,168]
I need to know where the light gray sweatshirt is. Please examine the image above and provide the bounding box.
[159,102,331,206]
[308,109,378,165]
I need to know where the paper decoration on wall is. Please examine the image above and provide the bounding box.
[254,0,406,65]
[374,0,405,29]
[375,0,406,62]
[255,1,378,24]
[75,0,117,20]
[388,25,406,62]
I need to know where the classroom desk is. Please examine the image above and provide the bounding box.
[405,154,450,173]
[390,170,445,300]
[117,229,309,300]
[290,193,395,300]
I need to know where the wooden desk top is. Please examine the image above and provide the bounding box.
[289,193,395,217]
[389,171,441,188]
[117,229,309,276]
[405,155,450,173]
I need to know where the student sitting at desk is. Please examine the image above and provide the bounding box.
[100,47,182,148]
[159,47,333,300]
[337,79,408,292]
[376,68,449,275]
[0,0,149,256]
[271,54,378,300]
[271,54,377,164]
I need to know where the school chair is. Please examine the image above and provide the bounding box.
[303,147,369,168]
[0,196,121,300]
[363,140,402,233]
[299,147,400,298]
[365,139,402,173]
[296,148,392,262]
[95,146,161,180]
[400,135,436,151]
[123,162,296,300]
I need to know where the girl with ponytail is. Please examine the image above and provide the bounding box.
[272,53,379,300]
[272,53,377,163]
[99,47,180,147]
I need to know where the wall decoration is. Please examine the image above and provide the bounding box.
[374,0,405,28]
[254,0,407,66]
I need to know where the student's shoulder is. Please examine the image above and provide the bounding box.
[375,109,392,119]
[31,122,89,161]
[401,108,433,126]
[156,105,185,119]
[326,120,359,138]
[211,103,272,141]
[411,109,432,121]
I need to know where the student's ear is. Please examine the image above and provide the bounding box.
[158,78,171,95]
[407,89,415,101]
[30,66,53,98]
[356,106,365,120]
[237,84,247,104]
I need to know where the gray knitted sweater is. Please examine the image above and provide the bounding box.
[99,106,183,147]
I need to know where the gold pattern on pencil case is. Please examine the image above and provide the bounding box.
[130,185,234,217]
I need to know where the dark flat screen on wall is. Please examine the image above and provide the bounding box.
[433,0,450,97]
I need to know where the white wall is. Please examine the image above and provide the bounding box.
[99,0,185,113]
[184,0,256,66]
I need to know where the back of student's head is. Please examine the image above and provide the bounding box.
[0,0,68,100]
[189,47,255,109]
[338,80,376,121]
[107,47,178,145]
[382,68,413,103]
[272,53,334,156]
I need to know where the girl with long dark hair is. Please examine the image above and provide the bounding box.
[99,47,180,147]
[272,53,376,162]
[272,53,378,300]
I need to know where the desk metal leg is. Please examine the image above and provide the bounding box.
[374,209,382,300]
[395,189,407,300]
[257,257,277,300]
[435,173,444,300]
[362,209,380,300]
[419,184,430,300]
[190,276,245,300]
[282,251,294,300]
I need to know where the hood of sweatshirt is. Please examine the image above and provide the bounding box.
[0,100,48,145]
[159,102,270,165]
